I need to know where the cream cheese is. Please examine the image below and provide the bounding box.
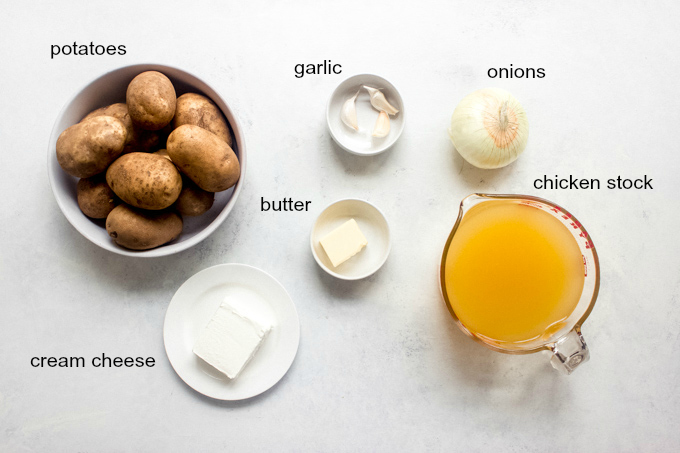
[192,300,271,379]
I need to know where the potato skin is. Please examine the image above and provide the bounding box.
[106,152,182,210]
[175,177,215,216]
[56,116,127,178]
[166,125,240,192]
[83,103,132,130]
[84,103,160,154]
[153,149,172,162]
[106,204,182,250]
[126,71,176,131]
[173,93,232,146]
[76,174,117,219]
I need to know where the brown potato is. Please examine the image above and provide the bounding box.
[166,125,240,192]
[173,93,232,146]
[106,204,182,250]
[126,71,176,131]
[83,103,161,154]
[76,174,118,219]
[56,116,127,178]
[175,177,214,216]
[106,152,182,210]
[153,149,172,162]
[83,103,131,130]
[156,123,173,149]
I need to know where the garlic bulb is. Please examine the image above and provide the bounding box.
[363,86,399,116]
[448,88,528,169]
[372,111,390,137]
[340,90,360,131]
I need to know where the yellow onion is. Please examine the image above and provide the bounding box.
[448,88,529,169]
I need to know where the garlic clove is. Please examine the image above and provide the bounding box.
[372,110,390,138]
[340,90,360,131]
[363,86,399,116]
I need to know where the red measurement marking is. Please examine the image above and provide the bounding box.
[583,255,587,276]
[520,201,544,209]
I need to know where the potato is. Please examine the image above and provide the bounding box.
[175,177,214,216]
[126,71,176,130]
[166,125,240,192]
[173,93,232,146]
[83,103,131,129]
[153,149,172,162]
[56,116,127,178]
[106,152,182,210]
[106,204,182,250]
[83,103,161,154]
[157,122,173,149]
[130,128,162,153]
[76,174,118,219]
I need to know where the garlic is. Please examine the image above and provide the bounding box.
[448,88,529,169]
[372,111,390,138]
[340,90,360,131]
[363,86,399,116]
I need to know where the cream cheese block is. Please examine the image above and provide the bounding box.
[192,300,271,379]
[319,218,368,268]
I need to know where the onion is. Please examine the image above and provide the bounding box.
[448,88,529,169]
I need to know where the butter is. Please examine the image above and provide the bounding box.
[319,218,368,268]
[192,300,271,379]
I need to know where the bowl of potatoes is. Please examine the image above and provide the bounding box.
[48,64,246,257]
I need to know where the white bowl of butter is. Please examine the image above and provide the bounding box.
[311,199,391,280]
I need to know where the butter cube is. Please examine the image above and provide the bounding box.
[193,301,271,379]
[319,218,368,268]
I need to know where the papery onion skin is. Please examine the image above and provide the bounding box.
[448,88,529,169]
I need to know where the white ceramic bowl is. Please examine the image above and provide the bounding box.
[311,199,391,280]
[47,64,246,257]
[326,74,405,156]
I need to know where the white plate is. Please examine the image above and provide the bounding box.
[163,264,300,400]
[311,199,391,280]
[326,74,405,156]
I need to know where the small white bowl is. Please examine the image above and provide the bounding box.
[311,199,391,280]
[47,64,246,257]
[326,74,405,156]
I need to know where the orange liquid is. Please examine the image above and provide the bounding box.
[444,201,585,343]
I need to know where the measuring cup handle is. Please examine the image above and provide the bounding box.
[549,326,590,375]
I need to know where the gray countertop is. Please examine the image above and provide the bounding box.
[1,1,679,451]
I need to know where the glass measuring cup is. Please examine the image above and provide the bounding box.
[439,194,600,374]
